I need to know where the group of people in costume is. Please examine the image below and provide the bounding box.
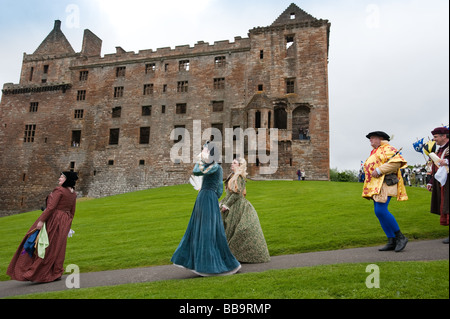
[6,126,449,281]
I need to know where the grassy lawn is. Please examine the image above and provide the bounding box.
[0,181,448,298]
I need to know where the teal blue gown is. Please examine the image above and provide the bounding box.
[171,162,241,275]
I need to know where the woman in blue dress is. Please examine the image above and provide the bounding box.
[171,142,241,276]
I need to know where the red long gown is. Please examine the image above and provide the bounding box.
[7,186,77,283]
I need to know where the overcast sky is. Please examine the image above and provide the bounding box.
[0,0,448,171]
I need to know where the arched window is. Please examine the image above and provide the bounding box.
[292,105,311,140]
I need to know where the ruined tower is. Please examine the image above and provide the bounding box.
[0,4,331,215]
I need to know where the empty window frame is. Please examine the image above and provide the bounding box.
[29,102,39,113]
[114,86,124,98]
[139,127,150,144]
[72,130,81,147]
[179,60,190,71]
[142,105,152,116]
[79,71,89,81]
[143,84,154,95]
[24,124,36,143]
[112,106,122,118]
[286,78,295,94]
[145,63,156,74]
[212,101,224,112]
[214,78,225,90]
[286,35,295,50]
[43,65,49,74]
[177,81,188,93]
[116,66,126,77]
[176,103,187,114]
[77,90,86,101]
[109,128,120,145]
[74,109,84,119]
[214,56,226,68]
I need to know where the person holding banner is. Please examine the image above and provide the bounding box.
[426,127,449,244]
[362,131,409,252]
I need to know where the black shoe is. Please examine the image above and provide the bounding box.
[443,237,449,244]
[394,230,408,252]
[379,238,396,251]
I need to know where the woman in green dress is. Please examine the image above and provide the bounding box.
[220,158,270,263]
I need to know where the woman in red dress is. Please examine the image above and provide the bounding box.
[7,172,78,283]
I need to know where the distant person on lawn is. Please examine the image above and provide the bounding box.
[362,131,409,252]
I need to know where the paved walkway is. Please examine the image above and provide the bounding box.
[1,239,448,298]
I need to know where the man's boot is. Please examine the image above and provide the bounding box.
[394,230,408,252]
[379,238,396,251]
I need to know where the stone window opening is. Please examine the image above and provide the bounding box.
[290,13,296,20]
[70,162,76,172]
[79,71,89,81]
[260,50,264,59]
[30,102,39,113]
[274,107,287,130]
[286,35,295,51]
[143,84,154,95]
[77,90,86,101]
[116,66,126,77]
[214,78,225,90]
[139,160,145,166]
[145,63,156,74]
[176,103,187,114]
[24,124,36,143]
[286,78,295,94]
[258,84,264,92]
[109,128,120,145]
[74,109,84,119]
[179,60,190,71]
[255,111,261,129]
[108,160,115,166]
[43,65,49,74]
[177,81,188,93]
[142,105,152,116]
[114,86,124,98]
[212,101,224,112]
[71,130,81,147]
[29,67,34,81]
[112,106,122,118]
[162,105,166,114]
[292,105,311,141]
[215,56,226,68]
[140,127,150,144]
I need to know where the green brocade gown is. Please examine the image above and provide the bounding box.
[220,176,270,263]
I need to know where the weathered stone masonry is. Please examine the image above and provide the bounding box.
[0,4,331,215]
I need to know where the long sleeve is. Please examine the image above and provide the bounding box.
[378,162,402,175]
[38,188,63,223]
[215,166,223,199]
